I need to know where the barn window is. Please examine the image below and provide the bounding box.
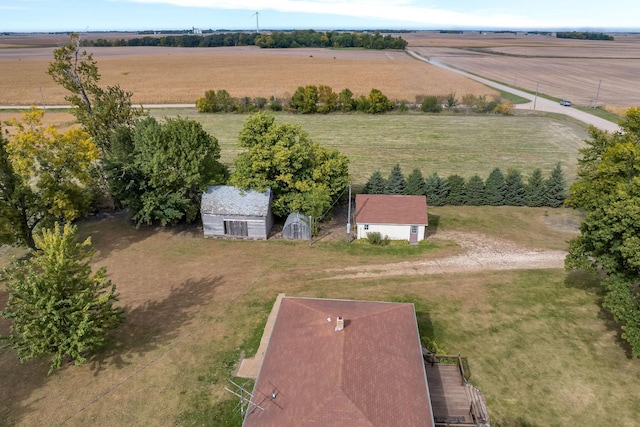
[224,220,248,237]
[364,224,369,230]
[411,225,418,234]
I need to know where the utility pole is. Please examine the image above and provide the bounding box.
[594,79,602,108]
[533,82,539,110]
[346,184,352,242]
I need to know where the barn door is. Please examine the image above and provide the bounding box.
[410,225,418,243]
[225,220,248,237]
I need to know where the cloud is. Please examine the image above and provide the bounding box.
[125,0,546,28]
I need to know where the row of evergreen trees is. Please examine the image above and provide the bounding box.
[363,164,566,207]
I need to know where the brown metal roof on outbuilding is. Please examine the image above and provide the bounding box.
[355,194,428,225]
[243,297,434,427]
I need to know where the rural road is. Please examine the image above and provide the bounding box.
[406,49,621,133]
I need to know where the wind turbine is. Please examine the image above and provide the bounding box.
[251,11,260,33]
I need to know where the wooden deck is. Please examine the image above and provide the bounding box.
[425,363,474,425]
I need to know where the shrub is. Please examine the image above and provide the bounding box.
[421,96,442,113]
[366,232,390,246]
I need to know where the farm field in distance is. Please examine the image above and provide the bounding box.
[1,30,638,427]
[0,41,496,106]
[404,32,640,112]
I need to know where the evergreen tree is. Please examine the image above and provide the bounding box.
[525,168,547,207]
[545,163,566,207]
[1,223,124,374]
[424,173,449,206]
[504,169,526,206]
[385,164,406,194]
[465,175,486,205]
[406,168,426,196]
[446,174,466,205]
[363,171,386,194]
[485,168,506,206]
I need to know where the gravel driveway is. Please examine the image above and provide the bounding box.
[326,230,567,280]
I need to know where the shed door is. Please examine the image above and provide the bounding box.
[291,223,300,239]
[410,225,418,243]
[225,220,248,237]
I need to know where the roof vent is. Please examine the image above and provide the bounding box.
[335,316,344,332]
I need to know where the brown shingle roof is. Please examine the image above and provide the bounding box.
[355,194,428,225]
[243,297,434,427]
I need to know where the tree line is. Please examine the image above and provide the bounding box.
[363,163,566,208]
[556,31,614,41]
[196,86,515,116]
[81,30,407,49]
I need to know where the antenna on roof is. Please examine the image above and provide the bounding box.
[224,379,265,415]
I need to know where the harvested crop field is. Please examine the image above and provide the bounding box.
[0,43,497,106]
[404,32,640,109]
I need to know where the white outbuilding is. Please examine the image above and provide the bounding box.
[355,194,428,243]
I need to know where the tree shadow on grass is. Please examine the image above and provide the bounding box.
[76,210,204,262]
[564,269,635,359]
[0,289,57,425]
[0,275,223,425]
[89,275,224,375]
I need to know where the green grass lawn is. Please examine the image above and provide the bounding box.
[149,109,588,187]
[3,206,638,426]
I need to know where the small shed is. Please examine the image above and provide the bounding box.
[355,194,428,243]
[282,212,311,240]
[201,185,273,239]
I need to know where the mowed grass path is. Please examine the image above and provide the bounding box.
[149,110,588,186]
[1,207,639,426]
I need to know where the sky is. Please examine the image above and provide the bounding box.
[1,0,639,33]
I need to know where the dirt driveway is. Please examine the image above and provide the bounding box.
[326,230,567,280]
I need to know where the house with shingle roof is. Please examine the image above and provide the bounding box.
[242,297,435,427]
[355,194,428,243]
[201,185,273,239]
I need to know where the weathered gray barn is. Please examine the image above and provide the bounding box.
[200,186,273,239]
[282,212,311,240]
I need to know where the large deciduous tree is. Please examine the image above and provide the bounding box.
[111,116,228,226]
[230,113,349,218]
[0,124,41,249]
[47,33,144,153]
[566,108,640,356]
[1,223,124,374]
[2,108,99,249]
